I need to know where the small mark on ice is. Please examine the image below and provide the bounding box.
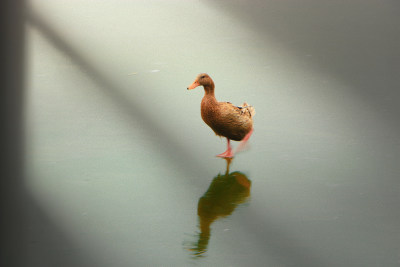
[150,69,160,73]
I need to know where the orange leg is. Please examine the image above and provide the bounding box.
[236,128,254,154]
[216,138,234,158]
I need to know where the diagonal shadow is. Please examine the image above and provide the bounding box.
[26,10,208,184]
[26,8,328,267]
[202,3,400,266]
[205,0,400,133]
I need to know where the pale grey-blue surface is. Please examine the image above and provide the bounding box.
[25,1,400,266]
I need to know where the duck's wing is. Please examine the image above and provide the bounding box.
[236,102,256,118]
[222,102,256,118]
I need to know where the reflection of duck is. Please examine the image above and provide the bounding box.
[187,73,255,158]
[186,158,251,258]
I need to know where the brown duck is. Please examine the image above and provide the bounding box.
[187,73,255,158]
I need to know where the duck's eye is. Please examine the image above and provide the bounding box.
[201,75,205,79]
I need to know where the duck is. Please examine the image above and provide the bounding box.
[187,73,255,158]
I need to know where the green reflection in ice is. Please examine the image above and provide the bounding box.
[185,158,251,258]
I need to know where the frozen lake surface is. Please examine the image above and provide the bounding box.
[25,1,400,266]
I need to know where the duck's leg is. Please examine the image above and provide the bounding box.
[236,128,254,153]
[217,138,234,158]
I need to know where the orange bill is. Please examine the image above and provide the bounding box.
[187,80,200,90]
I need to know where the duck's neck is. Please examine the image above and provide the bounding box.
[203,82,217,101]
[201,83,218,121]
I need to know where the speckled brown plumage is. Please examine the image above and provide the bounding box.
[201,97,254,141]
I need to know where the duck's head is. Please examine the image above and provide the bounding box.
[187,73,213,90]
